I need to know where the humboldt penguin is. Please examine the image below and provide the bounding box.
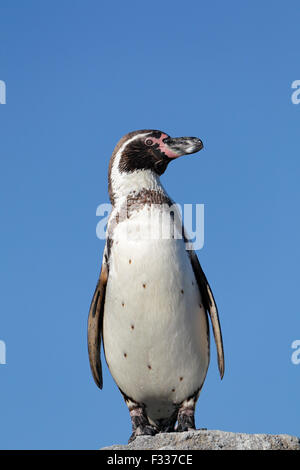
[88,130,224,442]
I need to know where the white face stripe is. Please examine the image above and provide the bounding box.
[110,132,163,206]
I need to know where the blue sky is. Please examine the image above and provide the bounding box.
[0,0,299,450]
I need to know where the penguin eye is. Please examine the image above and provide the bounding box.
[145,139,153,146]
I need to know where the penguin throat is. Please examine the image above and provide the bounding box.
[110,169,166,207]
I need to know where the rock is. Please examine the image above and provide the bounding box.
[101,429,300,451]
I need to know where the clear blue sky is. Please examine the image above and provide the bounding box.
[0,0,299,450]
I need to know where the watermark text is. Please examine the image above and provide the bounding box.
[291,80,300,104]
[0,340,6,365]
[291,340,300,365]
[96,202,205,250]
[0,80,6,104]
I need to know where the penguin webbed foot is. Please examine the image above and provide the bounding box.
[176,408,196,433]
[127,402,159,443]
[128,425,158,443]
[176,424,196,433]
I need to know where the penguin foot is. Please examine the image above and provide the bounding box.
[176,406,196,432]
[176,416,196,432]
[128,425,158,443]
[176,391,199,432]
[126,399,159,443]
[176,424,196,432]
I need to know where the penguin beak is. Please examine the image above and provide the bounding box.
[162,136,204,158]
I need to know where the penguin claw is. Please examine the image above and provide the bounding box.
[128,425,158,443]
[176,424,196,433]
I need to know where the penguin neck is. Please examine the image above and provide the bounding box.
[110,169,168,208]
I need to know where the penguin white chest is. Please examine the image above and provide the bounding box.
[103,207,209,419]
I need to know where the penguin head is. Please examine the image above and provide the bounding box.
[108,130,203,204]
[114,130,203,176]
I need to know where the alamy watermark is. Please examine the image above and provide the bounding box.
[291,340,300,365]
[0,80,6,104]
[0,340,6,365]
[291,80,300,104]
[96,202,205,250]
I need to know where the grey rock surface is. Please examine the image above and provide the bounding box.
[101,429,300,450]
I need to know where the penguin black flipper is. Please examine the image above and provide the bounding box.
[189,250,225,379]
[88,263,108,389]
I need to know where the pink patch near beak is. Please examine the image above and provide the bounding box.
[151,134,180,159]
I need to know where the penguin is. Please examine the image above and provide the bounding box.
[88,130,224,442]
